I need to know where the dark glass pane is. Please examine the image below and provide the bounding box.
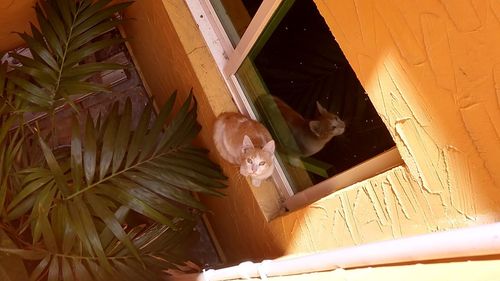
[210,0,264,46]
[236,0,396,191]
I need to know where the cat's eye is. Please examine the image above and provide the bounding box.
[247,158,253,164]
[259,161,266,166]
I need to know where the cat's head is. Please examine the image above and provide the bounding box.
[309,101,346,139]
[240,135,275,177]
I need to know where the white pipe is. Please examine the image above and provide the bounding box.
[179,222,500,280]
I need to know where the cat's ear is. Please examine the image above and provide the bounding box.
[262,140,275,154]
[242,135,254,153]
[316,101,328,115]
[309,121,321,137]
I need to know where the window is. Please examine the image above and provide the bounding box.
[209,0,263,45]
[187,0,403,210]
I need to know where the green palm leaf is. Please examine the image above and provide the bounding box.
[3,92,226,279]
[9,0,132,112]
[0,230,30,281]
[0,2,227,278]
[0,61,26,217]
[65,93,226,222]
[2,219,196,281]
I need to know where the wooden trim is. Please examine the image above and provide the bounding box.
[204,0,242,45]
[116,25,159,112]
[186,0,235,60]
[228,74,254,117]
[185,0,251,115]
[284,147,404,212]
[224,0,283,76]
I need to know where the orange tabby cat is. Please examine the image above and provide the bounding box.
[274,97,345,157]
[213,112,275,187]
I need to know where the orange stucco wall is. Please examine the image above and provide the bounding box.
[313,0,500,205]
[118,0,500,263]
[314,0,500,224]
[2,0,499,264]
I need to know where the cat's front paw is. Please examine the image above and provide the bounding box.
[251,178,262,187]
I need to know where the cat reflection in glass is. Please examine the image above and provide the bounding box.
[213,112,275,187]
[273,97,345,157]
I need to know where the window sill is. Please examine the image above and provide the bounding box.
[284,147,404,212]
[248,147,404,220]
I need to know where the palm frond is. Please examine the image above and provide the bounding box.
[4,92,226,279]
[0,1,226,278]
[0,233,29,281]
[9,0,132,112]
[1,219,196,281]
[0,61,26,217]
[63,92,226,223]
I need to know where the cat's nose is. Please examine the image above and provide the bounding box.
[252,165,258,172]
[337,127,346,135]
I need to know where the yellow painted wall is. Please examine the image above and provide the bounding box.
[313,0,500,211]
[119,0,500,263]
[313,0,500,223]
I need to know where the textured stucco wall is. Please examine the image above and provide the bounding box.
[89,0,500,263]
[313,0,500,220]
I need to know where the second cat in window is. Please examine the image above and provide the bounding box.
[274,97,345,157]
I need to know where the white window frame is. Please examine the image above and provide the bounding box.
[185,0,404,208]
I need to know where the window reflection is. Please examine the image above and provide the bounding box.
[236,0,395,191]
[210,0,264,46]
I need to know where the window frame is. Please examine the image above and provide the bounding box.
[185,0,404,208]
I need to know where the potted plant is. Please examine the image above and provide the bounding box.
[0,1,226,280]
